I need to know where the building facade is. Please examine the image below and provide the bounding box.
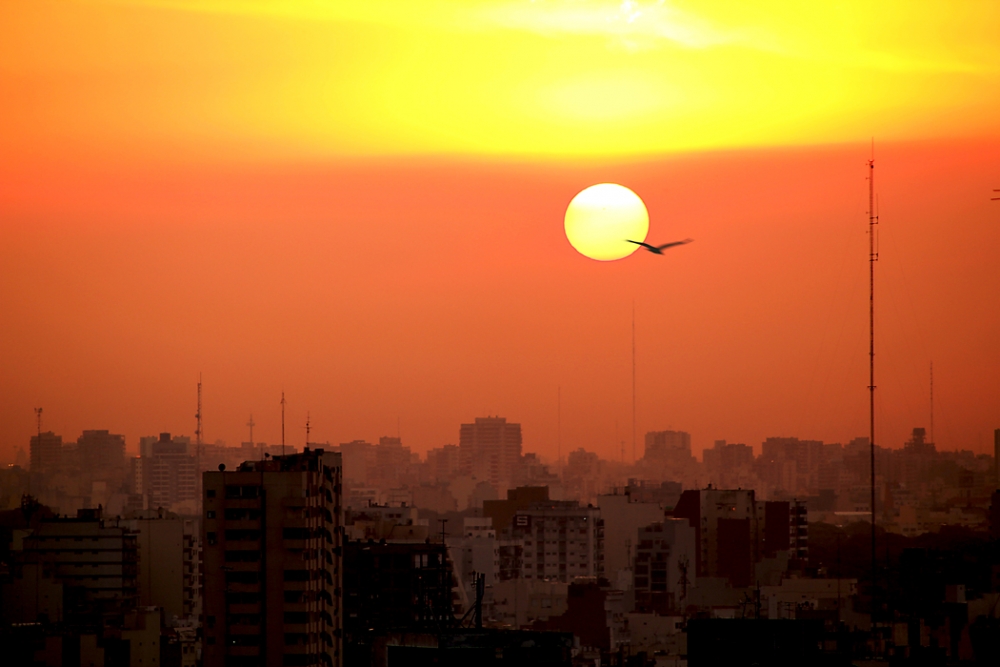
[509,501,603,582]
[201,448,343,667]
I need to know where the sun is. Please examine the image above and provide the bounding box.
[564,184,649,261]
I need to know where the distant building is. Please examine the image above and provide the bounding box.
[510,500,603,582]
[145,433,197,511]
[596,490,664,587]
[633,519,697,614]
[30,431,62,473]
[18,508,138,627]
[77,429,126,490]
[201,448,343,667]
[994,429,1000,489]
[460,417,523,492]
[123,508,200,621]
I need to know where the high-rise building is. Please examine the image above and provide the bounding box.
[673,488,759,587]
[29,431,63,472]
[459,417,523,492]
[201,448,343,667]
[19,508,138,627]
[633,519,697,614]
[123,508,200,621]
[509,500,603,582]
[77,429,126,489]
[596,490,665,587]
[145,433,197,511]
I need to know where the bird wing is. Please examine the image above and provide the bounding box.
[626,239,656,250]
[655,238,694,250]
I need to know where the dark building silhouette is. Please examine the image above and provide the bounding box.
[343,540,456,664]
[30,431,63,473]
[202,448,343,667]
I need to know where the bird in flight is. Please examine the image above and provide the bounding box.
[626,238,693,254]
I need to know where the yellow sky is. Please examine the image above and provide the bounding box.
[2,0,999,161]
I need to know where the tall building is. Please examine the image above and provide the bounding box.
[145,433,197,511]
[19,508,138,627]
[202,448,343,667]
[633,519,697,614]
[77,429,126,489]
[30,431,63,472]
[509,500,603,582]
[596,490,665,587]
[123,508,200,621]
[673,488,759,587]
[644,431,691,459]
[459,417,523,492]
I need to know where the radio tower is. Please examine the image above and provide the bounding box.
[930,362,935,445]
[280,392,286,457]
[195,375,203,492]
[632,300,637,464]
[867,150,879,636]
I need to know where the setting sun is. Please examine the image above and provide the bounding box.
[564,183,649,261]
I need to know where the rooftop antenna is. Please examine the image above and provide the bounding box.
[632,300,637,464]
[304,412,311,447]
[247,414,255,455]
[280,391,286,457]
[867,143,880,636]
[557,385,562,464]
[930,362,935,445]
[34,407,42,440]
[195,374,202,489]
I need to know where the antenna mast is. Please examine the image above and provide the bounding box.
[305,412,311,447]
[867,149,879,636]
[929,362,934,445]
[34,407,42,440]
[632,300,637,464]
[195,375,203,498]
[280,392,286,457]
[557,385,561,464]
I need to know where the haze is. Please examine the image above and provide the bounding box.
[2,0,999,460]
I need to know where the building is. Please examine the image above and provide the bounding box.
[509,500,603,582]
[447,517,500,613]
[201,448,343,667]
[673,488,759,588]
[30,431,63,473]
[145,433,198,512]
[344,539,457,665]
[19,508,138,627]
[596,490,665,588]
[459,417,523,493]
[123,508,200,621]
[633,519,697,614]
[77,429,127,490]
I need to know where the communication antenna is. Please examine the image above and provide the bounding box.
[34,407,43,440]
[557,386,561,464]
[867,146,879,634]
[632,300,637,464]
[304,412,311,446]
[195,374,203,497]
[930,362,935,445]
[280,392,286,457]
[247,414,255,450]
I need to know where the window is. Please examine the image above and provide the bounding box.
[284,569,310,582]
[207,532,217,546]
[206,511,216,519]
[206,489,216,498]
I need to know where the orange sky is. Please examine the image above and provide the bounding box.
[2,1,999,461]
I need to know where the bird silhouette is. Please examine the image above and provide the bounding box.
[626,238,693,254]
